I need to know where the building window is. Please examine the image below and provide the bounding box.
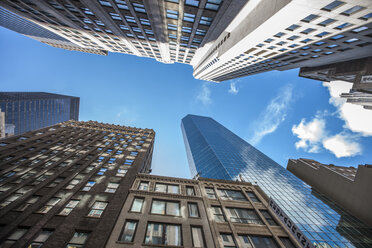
[227,208,263,225]
[155,183,179,194]
[67,232,89,247]
[151,200,180,216]
[14,196,40,211]
[145,223,182,246]
[37,197,61,213]
[188,203,199,217]
[82,181,96,191]
[130,198,144,212]
[191,226,205,247]
[116,168,128,177]
[280,237,296,248]
[2,228,28,246]
[186,186,196,196]
[218,189,247,201]
[65,178,81,189]
[30,229,53,247]
[260,210,278,226]
[246,191,260,202]
[105,182,119,193]
[138,181,149,190]
[212,206,226,222]
[59,200,80,216]
[239,235,278,248]
[119,220,138,242]
[220,233,236,248]
[321,1,345,12]
[205,187,216,199]
[88,201,108,217]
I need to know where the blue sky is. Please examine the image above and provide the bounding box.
[1,27,371,178]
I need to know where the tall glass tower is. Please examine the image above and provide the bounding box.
[0,92,79,136]
[181,114,372,248]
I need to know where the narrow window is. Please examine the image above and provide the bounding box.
[88,201,108,217]
[188,203,199,217]
[59,200,80,216]
[119,220,138,242]
[138,181,149,190]
[130,198,144,212]
[191,226,205,247]
[67,232,89,247]
[186,186,195,196]
[260,210,278,226]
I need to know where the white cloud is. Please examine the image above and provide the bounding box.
[292,118,326,153]
[115,108,136,124]
[228,81,239,95]
[196,82,212,106]
[323,81,372,136]
[249,84,293,145]
[323,134,361,158]
[291,80,371,158]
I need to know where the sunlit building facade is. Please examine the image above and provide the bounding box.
[181,114,372,248]
[0,92,79,136]
[0,120,154,247]
[106,173,302,248]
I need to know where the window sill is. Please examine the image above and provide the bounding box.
[116,241,134,245]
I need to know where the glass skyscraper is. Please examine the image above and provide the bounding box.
[181,114,372,248]
[0,92,79,136]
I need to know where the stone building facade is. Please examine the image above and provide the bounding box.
[106,173,301,248]
[0,120,154,247]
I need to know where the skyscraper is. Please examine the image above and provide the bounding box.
[1,1,371,82]
[0,92,80,136]
[0,6,107,55]
[181,114,372,248]
[0,120,154,247]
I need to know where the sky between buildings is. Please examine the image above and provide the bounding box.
[1,27,371,179]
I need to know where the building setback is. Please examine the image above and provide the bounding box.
[287,158,372,227]
[106,173,302,248]
[0,92,80,136]
[181,114,372,248]
[0,120,154,247]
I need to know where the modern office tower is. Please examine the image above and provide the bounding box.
[181,114,372,248]
[0,120,155,247]
[287,158,372,227]
[1,1,371,82]
[0,92,80,136]
[106,173,302,248]
[0,6,107,55]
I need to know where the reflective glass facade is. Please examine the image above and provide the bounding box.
[0,92,79,135]
[181,114,372,248]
